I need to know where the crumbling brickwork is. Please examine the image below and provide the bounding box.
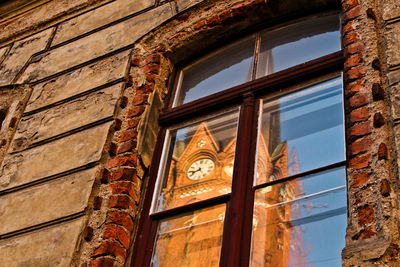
[0,0,400,266]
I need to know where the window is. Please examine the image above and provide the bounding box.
[132,13,346,267]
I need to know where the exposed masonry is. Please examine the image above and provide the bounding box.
[0,0,400,266]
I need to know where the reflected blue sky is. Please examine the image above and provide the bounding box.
[290,167,347,267]
[261,77,345,178]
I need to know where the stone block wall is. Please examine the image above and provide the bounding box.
[0,0,400,266]
[0,0,176,266]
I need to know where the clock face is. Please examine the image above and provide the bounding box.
[187,158,215,180]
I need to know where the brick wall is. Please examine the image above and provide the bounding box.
[0,0,400,266]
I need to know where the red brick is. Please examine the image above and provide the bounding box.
[146,74,157,84]
[346,42,365,55]
[89,257,115,267]
[141,64,159,75]
[111,168,137,182]
[218,9,232,23]
[345,54,363,69]
[104,225,131,249]
[177,13,190,21]
[350,121,371,138]
[378,143,388,160]
[345,6,362,20]
[342,0,360,11]
[119,129,137,142]
[349,154,371,169]
[346,67,366,80]
[126,118,140,129]
[350,138,372,155]
[350,107,369,122]
[359,227,378,239]
[346,80,365,96]
[206,14,220,26]
[343,32,359,47]
[127,106,145,118]
[352,172,369,188]
[193,20,206,30]
[108,195,136,211]
[349,93,368,108]
[117,140,137,154]
[136,84,154,94]
[169,32,185,40]
[154,45,165,53]
[144,54,160,65]
[131,95,148,106]
[107,211,134,232]
[92,240,126,259]
[110,182,137,203]
[343,21,356,35]
[380,179,390,196]
[107,154,137,169]
[358,205,374,225]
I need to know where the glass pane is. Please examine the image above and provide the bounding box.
[256,77,344,185]
[174,35,256,106]
[256,14,340,78]
[250,167,347,267]
[152,204,226,267]
[153,109,239,212]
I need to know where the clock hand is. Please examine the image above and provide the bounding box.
[188,167,201,175]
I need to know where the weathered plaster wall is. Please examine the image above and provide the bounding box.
[0,0,400,266]
[0,0,177,266]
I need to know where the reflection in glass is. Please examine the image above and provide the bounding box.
[174,35,256,106]
[256,77,344,185]
[250,167,347,267]
[154,110,239,212]
[152,204,226,267]
[257,14,340,78]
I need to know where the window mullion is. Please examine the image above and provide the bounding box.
[219,93,259,267]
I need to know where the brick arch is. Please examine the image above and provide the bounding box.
[80,0,400,266]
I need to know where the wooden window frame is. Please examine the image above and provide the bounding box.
[131,28,345,267]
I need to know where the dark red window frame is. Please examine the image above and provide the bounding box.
[131,42,345,266]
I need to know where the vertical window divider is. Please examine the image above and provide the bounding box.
[220,93,259,267]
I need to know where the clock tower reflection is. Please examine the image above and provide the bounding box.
[152,120,306,267]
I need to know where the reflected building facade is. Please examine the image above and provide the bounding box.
[152,122,307,267]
